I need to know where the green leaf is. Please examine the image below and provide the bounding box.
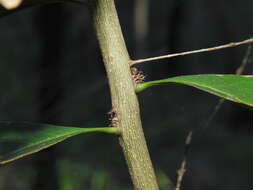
[136,74,253,107]
[0,122,119,164]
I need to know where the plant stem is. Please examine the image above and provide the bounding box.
[89,0,159,189]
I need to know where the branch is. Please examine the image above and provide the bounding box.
[89,0,160,189]
[130,37,253,66]
[236,44,252,74]
[175,131,192,190]
[175,44,253,190]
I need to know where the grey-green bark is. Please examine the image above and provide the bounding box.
[89,0,159,189]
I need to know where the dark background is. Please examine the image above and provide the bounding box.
[0,0,253,189]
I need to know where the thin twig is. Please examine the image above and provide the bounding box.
[130,37,253,66]
[175,44,253,190]
[175,160,186,190]
[175,131,192,190]
[236,44,252,75]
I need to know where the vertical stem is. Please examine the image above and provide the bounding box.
[89,0,159,189]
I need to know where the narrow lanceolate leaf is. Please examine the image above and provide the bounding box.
[136,74,253,107]
[0,122,119,164]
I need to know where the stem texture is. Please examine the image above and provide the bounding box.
[89,0,159,189]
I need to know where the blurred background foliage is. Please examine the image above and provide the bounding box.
[0,0,253,189]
